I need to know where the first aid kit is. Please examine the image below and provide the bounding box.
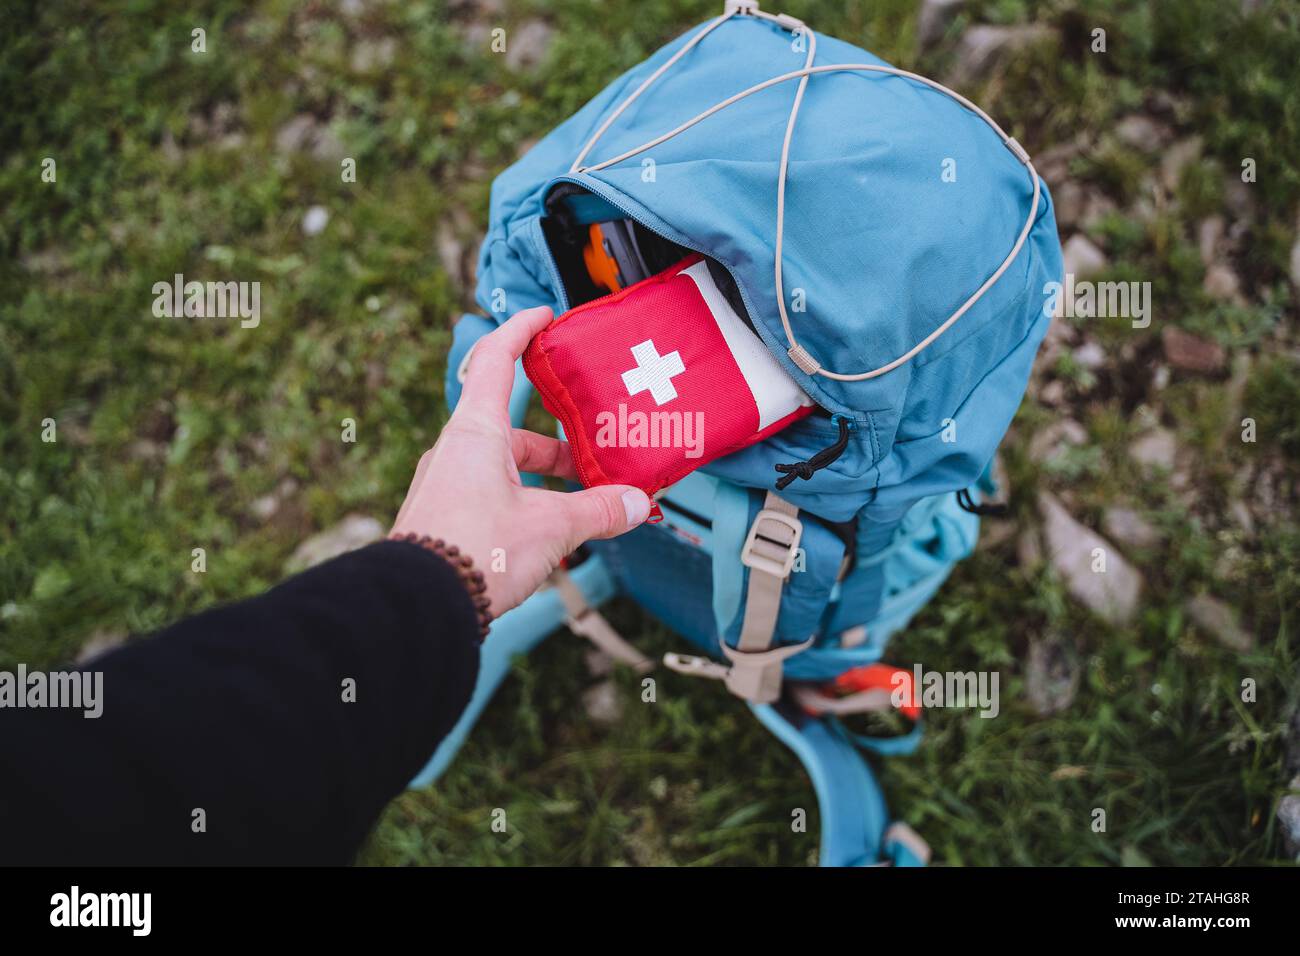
[523,253,814,508]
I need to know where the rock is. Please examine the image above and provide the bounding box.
[1062,233,1108,279]
[302,205,330,237]
[1151,364,1171,391]
[248,478,298,522]
[1229,499,1255,536]
[1186,594,1253,652]
[1103,507,1159,549]
[1159,136,1203,193]
[584,647,615,678]
[1038,379,1067,407]
[1129,427,1177,471]
[1223,174,1257,223]
[1197,216,1226,267]
[918,0,966,48]
[436,221,466,284]
[1037,314,1078,365]
[504,18,553,71]
[1290,230,1300,288]
[76,630,128,665]
[1038,491,1143,625]
[310,125,345,162]
[1051,180,1085,229]
[1025,635,1080,715]
[128,438,166,462]
[276,114,343,161]
[286,515,385,573]
[1114,114,1172,153]
[582,680,623,724]
[1279,775,1300,859]
[1080,192,1119,232]
[249,493,280,521]
[351,37,397,73]
[276,114,318,154]
[949,24,1054,86]
[1029,418,1087,464]
[1161,326,1225,374]
[1287,708,1300,777]
[1033,135,1088,185]
[1203,263,1242,303]
[1073,340,1106,370]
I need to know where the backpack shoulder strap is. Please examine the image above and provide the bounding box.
[749,702,928,866]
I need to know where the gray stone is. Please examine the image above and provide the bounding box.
[1114,114,1172,153]
[1080,192,1120,232]
[1025,635,1080,715]
[286,515,385,573]
[1038,491,1143,625]
[436,221,466,285]
[1062,233,1108,279]
[1279,776,1300,859]
[1129,427,1177,471]
[918,0,966,48]
[302,205,330,237]
[1198,216,1226,267]
[1159,136,1203,193]
[582,679,623,724]
[1186,594,1253,652]
[1203,263,1242,303]
[1073,340,1106,370]
[949,24,1054,86]
[1223,174,1257,223]
[584,647,615,678]
[1103,507,1159,549]
[504,19,553,72]
[1038,379,1067,407]
[275,114,318,154]
[351,37,397,73]
[1051,180,1085,229]
[1029,418,1087,464]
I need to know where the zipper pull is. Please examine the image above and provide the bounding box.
[774,414,854,491]
[647,500,664,524]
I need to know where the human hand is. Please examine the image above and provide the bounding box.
[392,306,651,619]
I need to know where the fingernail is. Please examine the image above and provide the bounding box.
[622,490,650,526]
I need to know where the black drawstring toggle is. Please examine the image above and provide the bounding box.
[955,487,1009,517]
[775,414,853,491]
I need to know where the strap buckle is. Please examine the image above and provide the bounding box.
[723,0,761,15]
[663,652,730,681]
[741,508,803,580]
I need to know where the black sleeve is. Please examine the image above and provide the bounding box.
[0,540,480,865]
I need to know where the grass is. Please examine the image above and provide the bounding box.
[1,0,1297,865]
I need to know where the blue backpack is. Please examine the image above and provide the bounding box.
[412,2,1062,866]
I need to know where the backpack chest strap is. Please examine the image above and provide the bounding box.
[666,490,810,702]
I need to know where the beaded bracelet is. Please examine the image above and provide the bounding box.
[389,533,492,640]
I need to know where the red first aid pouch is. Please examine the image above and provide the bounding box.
[523,254,814,503]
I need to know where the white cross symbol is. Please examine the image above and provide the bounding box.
[621,339,685,406]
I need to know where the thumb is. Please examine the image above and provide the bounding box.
[559,485,651,550]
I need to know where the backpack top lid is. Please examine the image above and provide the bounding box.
[475,10,1063,523]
